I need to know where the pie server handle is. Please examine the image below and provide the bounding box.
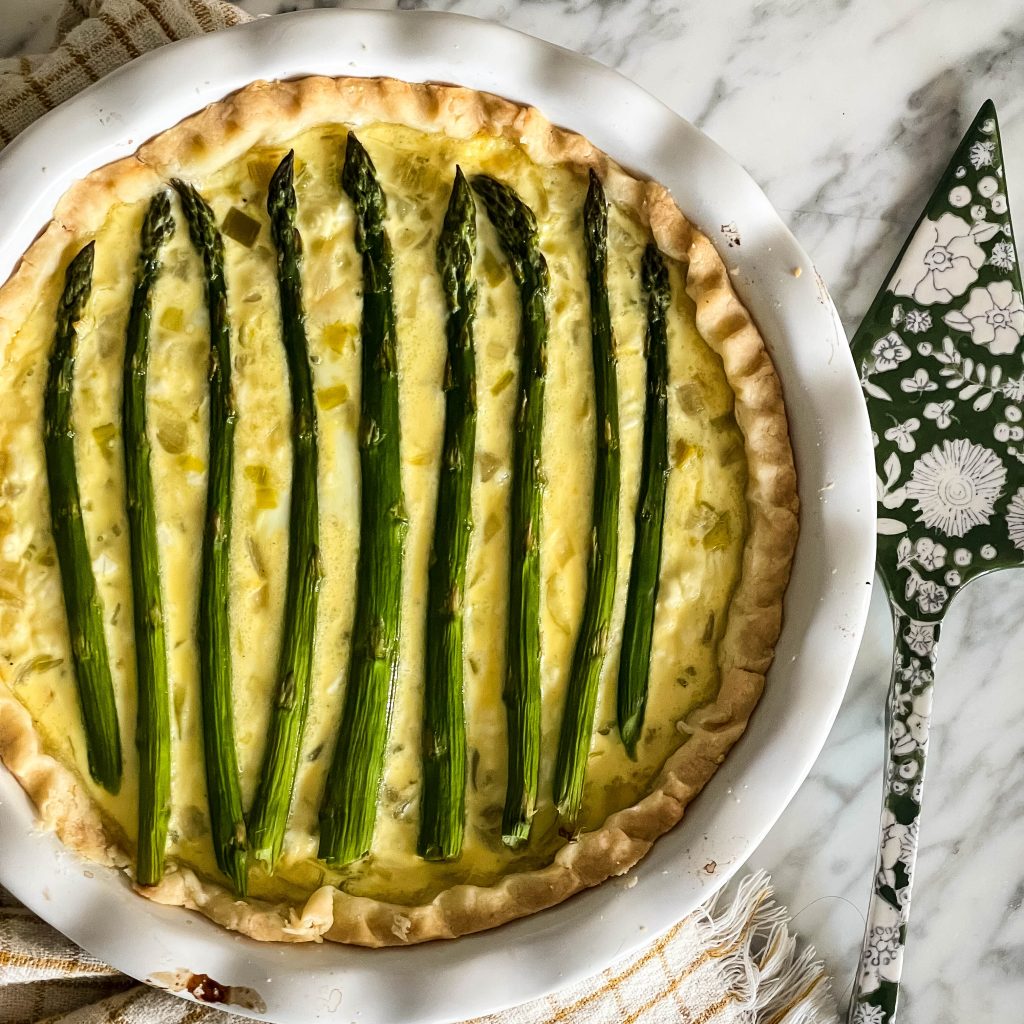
[848,608,939,1024]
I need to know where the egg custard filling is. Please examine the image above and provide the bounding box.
[0,78,797,945]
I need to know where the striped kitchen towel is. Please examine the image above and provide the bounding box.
[0,869,836,1023]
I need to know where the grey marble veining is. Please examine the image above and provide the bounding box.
[4,2,1024,1021]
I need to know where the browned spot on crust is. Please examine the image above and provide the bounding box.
[148,970,267,1012]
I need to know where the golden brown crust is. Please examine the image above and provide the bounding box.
[0,76,798,946]
[0,683,127,869]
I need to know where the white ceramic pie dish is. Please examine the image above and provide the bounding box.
[0,10,875,1023]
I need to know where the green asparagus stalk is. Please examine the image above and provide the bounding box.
[43,243,123,794]
[319,134,407,866]
[124,192,175,885]
[471,174,549,849]
[172,180,247,893]
[418,168,477,862]
[553,171,619,821]
[247,151,323,869]
[616,244,671,759]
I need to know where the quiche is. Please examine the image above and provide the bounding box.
[0,77,798,946]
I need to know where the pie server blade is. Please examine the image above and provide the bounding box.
[847,99,1023,1024]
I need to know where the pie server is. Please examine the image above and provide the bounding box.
[847,100,1023,1024]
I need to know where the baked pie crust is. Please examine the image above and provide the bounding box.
[0,77,797,945]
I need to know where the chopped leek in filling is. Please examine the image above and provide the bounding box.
[0,122,746,905]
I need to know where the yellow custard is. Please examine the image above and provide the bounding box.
[0,122,746,905]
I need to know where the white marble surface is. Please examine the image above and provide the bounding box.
[3,2,1024,1021]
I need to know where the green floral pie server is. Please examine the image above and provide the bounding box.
[848,100,1022,1024]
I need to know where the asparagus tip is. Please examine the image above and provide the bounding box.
[268,150,296,199]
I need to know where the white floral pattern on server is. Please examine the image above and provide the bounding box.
[904,309,932,333]
[969,139,996,169]
[1002,375,1024,401]
[864,926,900,967]
[912,536,946,569]
[853,1005,886,1024]
[900,368,938,394]
[860,917,904,995]
[896,654,933,693]
[923,399,954,429]
[884,417,919,453]
[915,537,946,568]
[915,578,947,613]
[872,331,911,371]
[1006,486,1024,551]
[890,693,930,756]
[990,241,1017,271]
[905,438,1007,537]
[943,281,1024,355]
[901,561,951,614]
[890,213,986,305]
[877,810,920,890]
[903,621,936,655]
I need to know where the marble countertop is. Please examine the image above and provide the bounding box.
[4,2,1023,1021]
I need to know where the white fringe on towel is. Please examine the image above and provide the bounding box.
[694,870,839,1024]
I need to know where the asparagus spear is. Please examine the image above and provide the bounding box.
[319,134,407,866]
[247,151,323,869]
[616,244,671,759]
[418,168,477,862]
[553,171,619,821]
[124,192,175,885]
[171,180,247,893]
[471,174,549,849]
[43,243,123,794]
